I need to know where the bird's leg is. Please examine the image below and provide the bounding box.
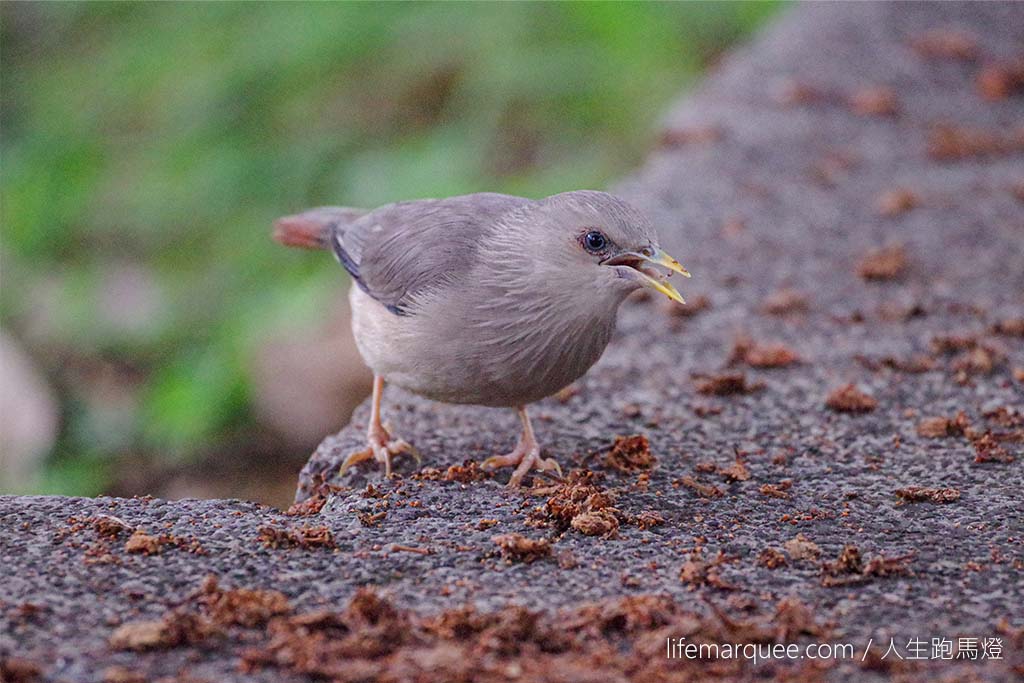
[339,376,419,478]
[482,406,562,487]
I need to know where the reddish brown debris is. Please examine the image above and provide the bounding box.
[200,576,291,628]
[916,412,971,438]
[757,548,788,569]
[927,123,1024,161]
[909,29,978,61]
[825,384,877,413]
[952,345,1003,378]
[729,336,801,368]
[876,188,920,216]
[633,510,665,530]
[895,487,961,504]
[443,460,491,483]
[990,318,1024,338]
[570,509,620,537]
[604,434,656,473]
[820,546,914,587]
[92,515,132,539]
[285,494,327,517]
[674,475,724,499]
[977,59,1024,100]
[718,458,751,482]
[973,432,1015,464]
[694,372,764,396]
[784,534,821,562]
[491,533,552,564]
[855,353,937,374]
[0,657,43,683]
[759,480,792,499]
[761,288,809,315]
[848,86,899,116]
[930,333,978,354]
[257,524,336,550]
[857,244,907,281]
[679,550,736,590]
[108,610,218,652]
[124,530,165,555]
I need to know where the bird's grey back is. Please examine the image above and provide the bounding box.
[333,193,532,315]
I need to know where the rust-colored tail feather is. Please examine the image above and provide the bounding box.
[272,206,366,250]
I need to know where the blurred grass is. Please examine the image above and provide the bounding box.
[0,2,782,497]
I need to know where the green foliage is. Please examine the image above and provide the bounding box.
[0,2,782,493]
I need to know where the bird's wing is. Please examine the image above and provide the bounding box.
[333,192,532,315]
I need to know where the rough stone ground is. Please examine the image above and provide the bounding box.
[2,2,1023,682]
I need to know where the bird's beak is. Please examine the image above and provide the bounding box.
[603,246,691,305]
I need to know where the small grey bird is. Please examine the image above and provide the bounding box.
[274,191,688,486]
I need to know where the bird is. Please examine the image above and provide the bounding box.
[273,190,689,486]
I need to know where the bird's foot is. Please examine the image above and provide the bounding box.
[482,440,562,488]
[339,425,420,478]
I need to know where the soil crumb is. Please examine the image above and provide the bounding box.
[825,384,877,413]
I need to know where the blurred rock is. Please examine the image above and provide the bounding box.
[250,297,373,450]
[0,333,59,490]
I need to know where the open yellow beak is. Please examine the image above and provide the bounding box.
[604,247,691,305]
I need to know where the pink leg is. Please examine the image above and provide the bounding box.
[339,376,419,478]
[481,406,562,487]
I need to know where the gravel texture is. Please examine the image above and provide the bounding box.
[3,2,1023,681]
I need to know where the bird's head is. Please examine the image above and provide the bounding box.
[502,190,689,308]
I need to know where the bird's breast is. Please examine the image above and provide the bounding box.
[349,285,619,407]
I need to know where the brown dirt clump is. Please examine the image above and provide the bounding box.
[909,29,977,61]
[257,524,336,550]
[674,475,724,499]
[200,576,291,627]
[491,533,552,564]
[604,434,655,473]
[91,515,133,539]
[927,123,1024,161]
[820,547,914,587]
[443,460,491,483]
[977,59,1024,100]
[758,547,788,569]
[694,372,764,396]
[679,550,736,590]
[876,188,919,216]
[895,487,961,504]
[761,288,809,315]
[285,494,328,516]
[916,413,971,438]
[0,657,43,683]
[973,433,1015,464]
[729,337,801,369]
[570,509,620,537]
[534,471,622,536]
[718,457,751,482]
[108,610,218,652]
[857,244,907,280]
[759,480,792,499]
[784,534,821,562]
[124,530,166,555]
[848,86,899,116]
[825,384,877,413]
[990,318,1024,338]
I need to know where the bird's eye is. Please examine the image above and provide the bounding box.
[582,230,608,254]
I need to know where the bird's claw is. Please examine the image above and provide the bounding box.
[482,445,562,488]
[339,429,419,478]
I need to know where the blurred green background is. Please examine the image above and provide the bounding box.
[0,1,782,506]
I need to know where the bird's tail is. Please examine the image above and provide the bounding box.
[272,207,367,250]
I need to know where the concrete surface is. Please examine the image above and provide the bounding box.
[2,2,1023,681]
